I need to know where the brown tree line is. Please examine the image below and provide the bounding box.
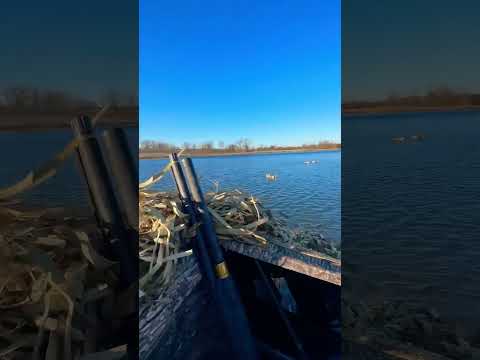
[0,86,138,111]
[140,139,340,153]
[343,87,480,110]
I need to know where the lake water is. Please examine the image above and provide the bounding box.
[140,151,341,245]
[0,133,340,245]
[0,127,138,210]
[343,110,480,337]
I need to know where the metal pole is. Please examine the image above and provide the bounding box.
[169,153,215,287]
[254,260,309,360]
[101,128,138,230]
[181,157,259,360]
[71,116,137,286]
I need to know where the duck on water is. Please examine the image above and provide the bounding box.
[392,134,426,144]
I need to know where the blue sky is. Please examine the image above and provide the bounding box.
[343,0,480,101]
[1,0,137,101]
[140,0,340,146]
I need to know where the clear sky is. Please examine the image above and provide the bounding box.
[1,0,137,102]
[343,0,480,101]
[140,0,340,146]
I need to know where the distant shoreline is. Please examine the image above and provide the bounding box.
[342,104,480,117]
[140,147,340,159]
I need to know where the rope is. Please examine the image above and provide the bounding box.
[0,105,110,200]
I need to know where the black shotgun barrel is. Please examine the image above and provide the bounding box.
[169,153,215,287]
[101,128,139,230]
[181,157,259,360]
[181,158,225,266]
[71,116,137,286]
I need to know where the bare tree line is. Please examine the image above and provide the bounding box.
[343,86,480,110]
[140,138,340,153]
[0,86,138,111]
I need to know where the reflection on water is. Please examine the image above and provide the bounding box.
[343,110,480,337]
[140,150,341,245]
[0,127,138,209]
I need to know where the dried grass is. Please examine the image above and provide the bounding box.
[139,186,340,294]
[0,206,126,360]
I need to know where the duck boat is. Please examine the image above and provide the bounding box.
[139,155,341,360]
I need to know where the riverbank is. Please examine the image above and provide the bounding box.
[342,104,480,117]
[140,147,340,159]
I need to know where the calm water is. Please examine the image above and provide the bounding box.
[0,127,138,209]
[343,110,480,336]
[140,151,341,244]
